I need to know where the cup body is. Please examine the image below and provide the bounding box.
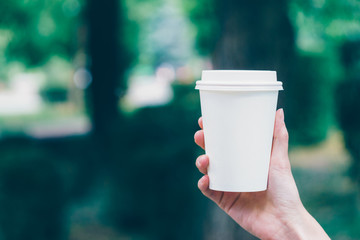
[196,70,282,192]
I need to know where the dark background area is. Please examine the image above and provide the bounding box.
[0,0,360,239]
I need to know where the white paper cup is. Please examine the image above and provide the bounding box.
[195,70,283,192]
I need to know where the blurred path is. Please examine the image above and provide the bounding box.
[25,116,91,139]
[290,131,360,239]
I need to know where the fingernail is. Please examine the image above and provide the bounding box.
[194,131,200,142]
[197,155,205,167]
[198,175,207,188]
[198,176,204,189]
[196,158,200,168]
[279,108,284,122]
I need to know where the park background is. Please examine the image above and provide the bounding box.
[0,0,360,239]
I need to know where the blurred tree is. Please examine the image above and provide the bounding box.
[86,1,208,239]
[290,0,360,180]
[0,0,80,66]
[285,54,339,145]
[185,0,360,147]
[336,39,360,184]
[1,0,206,240]
[185,0,294,69]
[87,0,123,138]
[104,84,206,240]
[287,0,360,145]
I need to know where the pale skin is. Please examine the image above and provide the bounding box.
[194,109,330,240]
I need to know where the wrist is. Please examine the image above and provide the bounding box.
[271,205,330,240]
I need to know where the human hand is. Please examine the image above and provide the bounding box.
[194,109,330,240]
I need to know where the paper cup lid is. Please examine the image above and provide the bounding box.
[195,70,283,91]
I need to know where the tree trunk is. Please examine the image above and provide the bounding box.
[212,0,295,107]
[87,0,123,138]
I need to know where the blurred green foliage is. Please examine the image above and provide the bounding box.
[0,0,82,66]
[186,0,359,147]
[285,53,341,145]
[106,84,205,240]
[336,39,360,184]
[0,141,66,240]
[337,79,360,182]
[182,0,219,56]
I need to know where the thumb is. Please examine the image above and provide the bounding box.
[270,108,291,170]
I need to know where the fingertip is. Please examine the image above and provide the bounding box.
[198,117,203,129]
[271,109,290,170]
[274,109,288,141]
[277,108,284,122]
[194,130,202,142]
[198,175,209,192]
[201,155,209,166]
[197,176,223,203]
[196,155,209,174]
[194,130,205,149]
